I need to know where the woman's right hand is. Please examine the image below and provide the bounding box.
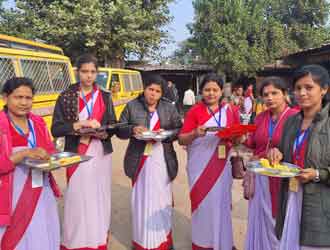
[73,119,101,131]
[194,126,207,138]
[10,147,50,164]
[267,148,283,165]
[25,148,50,160]
[133,126,148,136]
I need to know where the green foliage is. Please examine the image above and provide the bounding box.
[0,0,173,66]
[181,0,330,79]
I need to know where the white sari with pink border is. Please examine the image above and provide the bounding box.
[187,104,234,250]
[132,112,173,250]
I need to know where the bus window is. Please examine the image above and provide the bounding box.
[96,71,109,89]
[122,74,132,92]
[20,59,71,94]
[48,61,71,92]
[110,73,121,95]
[0,57,16,91]
[131,74,143,91]
[20,59,53,93]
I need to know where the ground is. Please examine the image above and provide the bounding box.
[52,137,248,250]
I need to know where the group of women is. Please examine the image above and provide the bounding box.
[0,52,330,250]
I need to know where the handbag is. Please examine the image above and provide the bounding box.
[243,171,255,200]
[230,155,245,179]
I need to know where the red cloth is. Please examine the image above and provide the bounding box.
[245,107,298,217]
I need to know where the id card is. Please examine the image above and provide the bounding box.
[144,142,153,156]
[289,177,299,192]
[218,145,226,159]
[32,169,43,188]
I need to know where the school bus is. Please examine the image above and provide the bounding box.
[74,67,144,119]
[97,68,143,118]
[0,34,76,129]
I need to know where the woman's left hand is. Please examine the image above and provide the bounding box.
[232,135,246,145]
[296,168,317,183]
[94,131,108,140]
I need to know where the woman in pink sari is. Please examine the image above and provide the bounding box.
[244,77,298,250]
[0,77,60,250]
[179,73,240,250]
[52,54,117,250]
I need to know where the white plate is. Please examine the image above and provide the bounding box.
[246,160,301,178]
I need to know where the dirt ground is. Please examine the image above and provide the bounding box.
[52,137,248,250]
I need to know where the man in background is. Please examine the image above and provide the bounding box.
[183,86,195,114]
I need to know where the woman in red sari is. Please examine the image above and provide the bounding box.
[179,73,240,250]
[52,54,117,250]
[0,77,60,250]
[244,77,298,250]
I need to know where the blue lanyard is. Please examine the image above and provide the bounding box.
[268,107,290,142]
[11,118,36,148]
[81,88,95,119]
[208,106,222,127]
[268,119,276,140]
[293,127,310,161]
[149,111,155,119]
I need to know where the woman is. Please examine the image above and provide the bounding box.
[51,54,117,250]
[268,64,330,250]
[244,77,298,250]
[178,73,240,250]
[0,77,60,250]
[117,75,182,250]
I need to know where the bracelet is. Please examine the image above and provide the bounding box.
[313,169,320,183]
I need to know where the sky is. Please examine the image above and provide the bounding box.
[165,0,194,56]
[3,0,194,57]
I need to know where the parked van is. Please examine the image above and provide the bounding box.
[0,34,76,129]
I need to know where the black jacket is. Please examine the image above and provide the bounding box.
[51,83,117,154]
[117,95,182,181]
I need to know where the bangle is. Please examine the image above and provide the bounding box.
[314,169,320,183]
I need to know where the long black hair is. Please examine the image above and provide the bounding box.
[1,77,35,96]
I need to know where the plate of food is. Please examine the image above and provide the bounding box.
[22,152,92,172]
[74,127,106,136]
[246,158,301,177]
[205,126,224,132]
[135,130,175,141]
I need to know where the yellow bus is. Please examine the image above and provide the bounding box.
[76,67,141,119]
[96,68,143,118]
[0,34,76,129]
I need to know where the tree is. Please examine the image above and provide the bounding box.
[0,0,173,67]
[186,0,330,79]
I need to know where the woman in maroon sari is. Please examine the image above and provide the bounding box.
[244,77,298,250]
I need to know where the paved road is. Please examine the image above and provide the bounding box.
[53,137,248,250]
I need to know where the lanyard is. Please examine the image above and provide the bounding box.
[293,127,310,161]
[81,88,95,119]
[268,107,290,141]
[10,117,36,148]
[268,119,276,139]
[207,105,222,127]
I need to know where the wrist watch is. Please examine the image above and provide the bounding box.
[314,169,320,183]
